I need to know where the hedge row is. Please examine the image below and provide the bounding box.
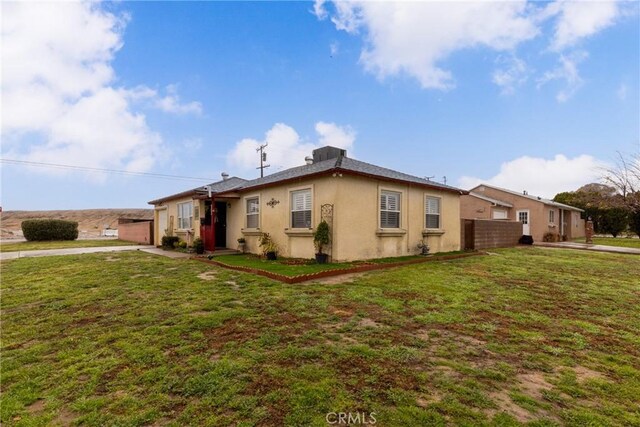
[21,219,79,241]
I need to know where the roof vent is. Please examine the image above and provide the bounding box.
[523,190,528,195]
[221,172,229,181]
[312,146,346,163]
[305,156,313,165]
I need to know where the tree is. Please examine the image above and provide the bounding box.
[602,152,640,210]
[599,207,629,238]
[553,183,629,236]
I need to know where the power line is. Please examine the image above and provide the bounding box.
[0,159,216,182]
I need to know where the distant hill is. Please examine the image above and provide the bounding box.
[0,209,154,239]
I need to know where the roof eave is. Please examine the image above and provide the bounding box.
[148,189,203,205]
[215,167,467,196]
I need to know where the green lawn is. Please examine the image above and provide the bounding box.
[2,248,639,426]
[0,239,137,253]
[213,254,424,277]
[573,236,640,249]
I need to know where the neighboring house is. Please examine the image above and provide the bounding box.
[460,184,585,241]
[148,146,467,261]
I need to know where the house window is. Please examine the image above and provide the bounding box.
[380,191,401,228]
[291,189,312,228]
[425,196,441,229]
[549,210,555,223]
[492,209,507,220]
[177,202,193,229]
[246,197,259,228]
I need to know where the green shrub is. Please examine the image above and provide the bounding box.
[178,241,187,249]
[193,238,205,254]
[313,220,331,254]
[161,235,179,249]
[21,219,78,241]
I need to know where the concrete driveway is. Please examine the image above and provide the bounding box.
[0,245,158,261]
[534,241,640,255]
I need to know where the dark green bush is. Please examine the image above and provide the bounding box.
[161,235,180,249]
[193,238,205,254]
[21,219,79,241]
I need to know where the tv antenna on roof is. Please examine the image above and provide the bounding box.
[424,175,435,181]
[256,143,270,178]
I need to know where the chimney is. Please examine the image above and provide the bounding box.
[312,146,346,163]
[304,156,313,165]
[221,172,229,181]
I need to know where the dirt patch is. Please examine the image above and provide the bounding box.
[516,372,553,399]
[573,366,606,382]
[358,318,380,328]
[197,271,217,281]
[311,272,368,284]
[27,399,45,414]
[416,393,441,407]
[55,407,76,426]
[487,390,538,423]
[205,318,259,350]
[105,256,119,262]
[225,280,240,290]
[331,308,354,317]
[131,273,150,279]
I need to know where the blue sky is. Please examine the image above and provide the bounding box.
[2,1,638,210]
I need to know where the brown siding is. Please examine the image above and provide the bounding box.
[462,219,522,250]
[119,221,153,245]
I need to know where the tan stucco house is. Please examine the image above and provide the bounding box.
[460,184,585,241]
[148,146,467,261]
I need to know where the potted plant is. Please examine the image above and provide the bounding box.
[313,220,331,264]
[237,237,246,253]
[259,233,278,260]
[193,238,205,255]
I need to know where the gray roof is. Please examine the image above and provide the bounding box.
[228,155,464,193]
[150,152,465,205]
[199,176,247,194]
[467,192,513,207]
[471,184,584,212]
[148,176,246,204]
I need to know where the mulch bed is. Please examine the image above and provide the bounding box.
[192,252,485,284]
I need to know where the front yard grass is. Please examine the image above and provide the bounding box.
[212,253,424,277]
[573,236,640,249]
[0,239,136,253]
[2,247,639,426]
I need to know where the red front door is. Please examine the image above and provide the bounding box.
[200,199,215,251]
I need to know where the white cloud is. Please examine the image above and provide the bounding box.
[315,0,629,98]
[537,50,588,102]
[1,2,199,176]
[458,154,603,198]
[330,42,339,57]
[492,55,529,95]
[617,83,628,100]
[544,0,620,51]
[314,1,539,90]
[227,122,356,174]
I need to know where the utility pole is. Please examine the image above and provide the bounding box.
[256,143,270,178]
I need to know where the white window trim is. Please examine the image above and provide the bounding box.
[244,195,260,230]
[549,209,555,223]
[287,185,314,230]
[380,190,402,229]
[177,201,193,230]
[425,195,442,230]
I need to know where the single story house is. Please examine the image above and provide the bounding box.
[148,146,467,261]
[460,184,585,241]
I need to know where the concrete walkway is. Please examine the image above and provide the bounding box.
[534,241,640,255]
[0,245,193,261]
